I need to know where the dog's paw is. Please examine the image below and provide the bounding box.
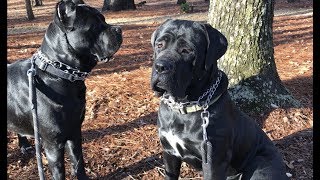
[20,146,35,155]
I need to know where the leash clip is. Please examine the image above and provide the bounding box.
[201,110,210,124]
[27,68,36,76]
[27,57,37,77]
[201,110,210,141]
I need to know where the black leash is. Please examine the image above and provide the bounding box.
[201,110,214,180]
[27,56,46,180]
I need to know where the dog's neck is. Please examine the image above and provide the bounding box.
[161,70,228,114]
[185,69,228,102]
[32,50,90,82]
[40,23,97,73]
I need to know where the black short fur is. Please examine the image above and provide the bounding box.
[151,19,288,180]
[7,0,122,179]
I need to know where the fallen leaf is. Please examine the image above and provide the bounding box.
[284,160,295,169]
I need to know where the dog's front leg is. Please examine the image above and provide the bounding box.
[163,151,182,180]
[18,134,34,154]
[210,137,233,180]
[65,137,88,180]
[43,141,65,180]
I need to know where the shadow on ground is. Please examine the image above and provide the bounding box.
[82,112,157,142]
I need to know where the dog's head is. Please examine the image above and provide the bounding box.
[150,19,228,98]
[42,0,122,71]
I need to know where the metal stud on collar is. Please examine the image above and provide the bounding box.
[160,94,190,110]
[36,50,90,80]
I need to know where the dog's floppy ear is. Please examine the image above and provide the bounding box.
[150,28,158,48]
[151,19,172,60]
[151,19,172,48]
[56,0,77,31]
[72,0,85,5]
[203,23,228,70]
[150,27,160,60]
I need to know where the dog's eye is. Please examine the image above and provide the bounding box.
[181,48,192,54]
[157,43,164,49]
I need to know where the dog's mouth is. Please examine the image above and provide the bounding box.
[152,81,166,97]
[153,79,188,99]
[101,56,112,63]
[95,54,114,63]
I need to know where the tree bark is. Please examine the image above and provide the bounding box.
[25,0,35,20]
[208,0,300,113]
[102,0,136,11]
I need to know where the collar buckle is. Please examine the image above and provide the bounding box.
[38,60,49,71]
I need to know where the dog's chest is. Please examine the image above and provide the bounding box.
[159,130,187,157]
[158,105,204,159]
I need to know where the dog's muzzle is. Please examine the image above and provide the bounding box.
[154,60,174,74]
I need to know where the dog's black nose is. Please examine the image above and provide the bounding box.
[155,61,173,73]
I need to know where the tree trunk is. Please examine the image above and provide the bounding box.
[33,0,43,6]
[25,0,35,20]
[208,0,300,113]
[177,0,186,4]
[102,0,136,11]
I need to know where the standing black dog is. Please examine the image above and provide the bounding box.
[7,0,122,179]
[151,19,288,180]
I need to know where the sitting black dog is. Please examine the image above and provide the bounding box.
[7,0,122,179]
[151,19,288,180]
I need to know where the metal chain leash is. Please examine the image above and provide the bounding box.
[27,57,46,180]
[198,71,222,180]
[199,71,222,140]
[161,71,222,113]
[197,71,222,110]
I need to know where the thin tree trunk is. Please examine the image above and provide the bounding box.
[208,0,300,113]
[25,0,35,20]
[33,0,43,6]
[177,0,186,4]
[102,0,136,11]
